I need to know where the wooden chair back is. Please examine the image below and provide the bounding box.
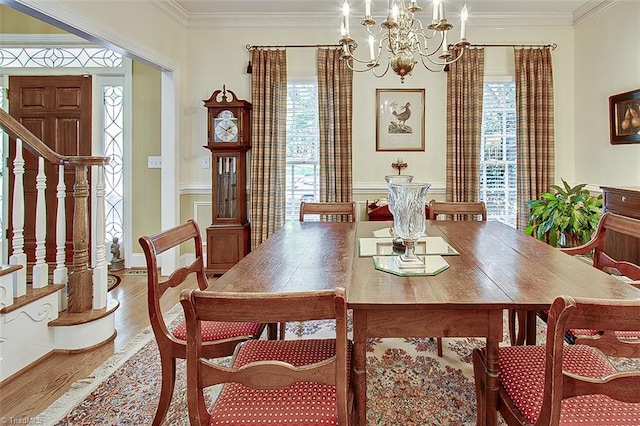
[557,212,640,351]
[139,220,210,359]
[511,213,640,347]
[299,201,356,222]
[474,295,640,426]
[139,220,265,425]
[547,297,640,422]
[428,200,487,221]
[180,287,352,426]
[561,212,640,280]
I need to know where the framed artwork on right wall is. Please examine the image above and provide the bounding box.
[609,88,640,144]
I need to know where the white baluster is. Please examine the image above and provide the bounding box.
[9,138,26,297]
[92,165,107,309]
[32,157,48,289]
[54,164,68,310]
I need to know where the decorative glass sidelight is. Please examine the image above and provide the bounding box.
[103,85,124,243]
[215,155,238,219]
[0,46,124,260]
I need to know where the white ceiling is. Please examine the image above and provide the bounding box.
[166,0,613,28]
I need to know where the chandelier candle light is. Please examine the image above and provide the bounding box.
[339,0,470,82]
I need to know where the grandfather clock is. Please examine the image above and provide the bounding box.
[203,86,251,274]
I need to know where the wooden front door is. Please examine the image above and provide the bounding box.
[8,75,93,264]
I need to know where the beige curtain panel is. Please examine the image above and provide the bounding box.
[250,48,288,248]
[317,48,354,222]
[515,47,555,230]
[446,47,485,204]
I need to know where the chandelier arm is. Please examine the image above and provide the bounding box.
[417,53,446,72]
[371,61,391,78]
[365,25,385,39]
[419,47,465,68]
[413,31,444,57]
[341,54,387,74]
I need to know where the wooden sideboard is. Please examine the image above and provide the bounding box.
[601,186,640,265]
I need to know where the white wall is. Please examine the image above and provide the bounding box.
[184,25,574,202]
[574,0,640,187]
[12,0,636,206]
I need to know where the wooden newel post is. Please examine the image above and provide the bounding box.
[67,165,92,313]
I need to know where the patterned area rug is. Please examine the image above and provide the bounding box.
[107,274,121,291]
[31,309,638,426]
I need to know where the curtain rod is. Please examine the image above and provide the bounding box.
[246,43,556,50]
[469,43,557,50]
[246,44,341,50]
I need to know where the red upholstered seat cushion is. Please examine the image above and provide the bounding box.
[172,320,263,342]
[498,345,640,425]
[208,338,352,426]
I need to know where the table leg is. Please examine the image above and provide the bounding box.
[481,310,502,426]
[352,310,367,426]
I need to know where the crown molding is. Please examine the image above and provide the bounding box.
[573,0,618,26]
[148,0,189,27]
[153,0,619,30]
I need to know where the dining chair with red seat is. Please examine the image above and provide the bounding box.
[509,212,640,346]
[473,295,640,425]
[139,219,267,426]
[180,287,354,425]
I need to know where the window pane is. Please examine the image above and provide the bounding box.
[480,81,517,228]
[286,82,320,221]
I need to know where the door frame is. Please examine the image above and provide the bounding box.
[0,38,131,267]
[0,3,182,272]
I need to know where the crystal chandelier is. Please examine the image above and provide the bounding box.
[339,0,470,83]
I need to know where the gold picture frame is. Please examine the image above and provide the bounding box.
[609,88,640,145]
[376,88,425,151]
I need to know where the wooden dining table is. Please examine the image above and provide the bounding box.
[208,219,640,426]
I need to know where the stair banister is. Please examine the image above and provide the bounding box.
[0,107,109,314]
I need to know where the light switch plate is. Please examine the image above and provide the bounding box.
[201,156,211,169]
[147,156,162,168]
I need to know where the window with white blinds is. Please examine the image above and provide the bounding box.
[480,81,517,228]
[286,81,320,221]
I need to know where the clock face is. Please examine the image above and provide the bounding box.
[214,115,238,142]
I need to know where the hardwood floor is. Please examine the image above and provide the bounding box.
[0,270,203,421]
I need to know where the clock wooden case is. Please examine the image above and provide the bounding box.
[203,87,252,274]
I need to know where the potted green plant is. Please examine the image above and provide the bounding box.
[525,179,603,247]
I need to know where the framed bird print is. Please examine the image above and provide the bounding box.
[376,88,425,151]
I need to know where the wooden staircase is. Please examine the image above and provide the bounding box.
[0,108,117,382]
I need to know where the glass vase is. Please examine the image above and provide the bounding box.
[389,182,431,268]
[384,175,414,249]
